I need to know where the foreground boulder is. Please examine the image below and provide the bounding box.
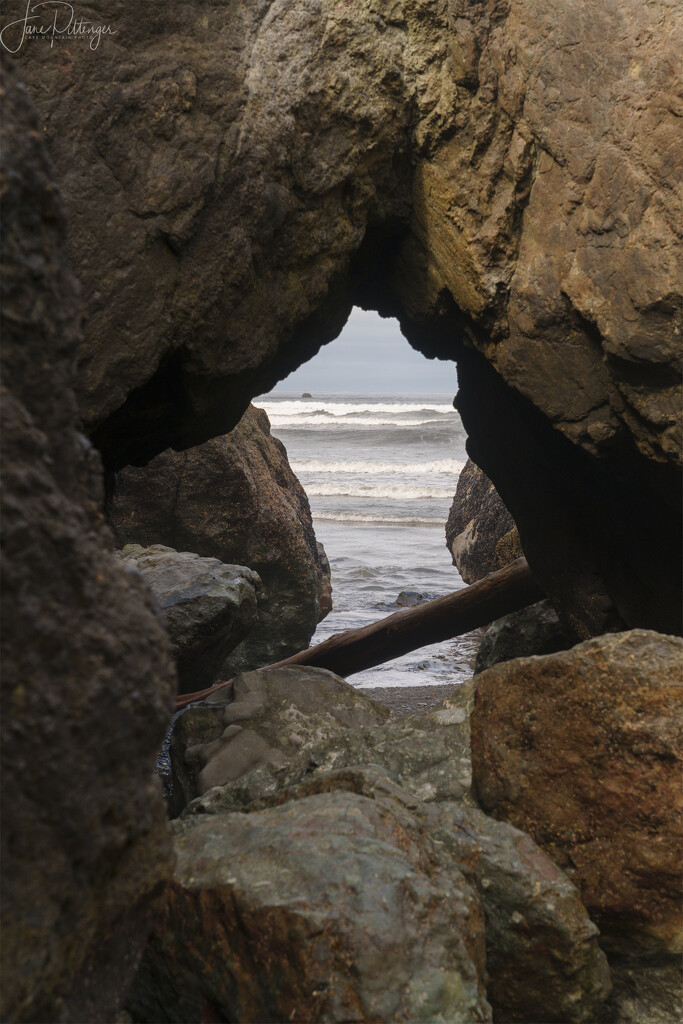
[117,544,260,692]
[446,459,522,585]
[110,405,331,675]
[0,56,175,1022]
[131,764,610,1023]
[128,787,492,1023]
[471,630,683,957]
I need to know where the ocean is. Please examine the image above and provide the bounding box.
[254,393,483,689]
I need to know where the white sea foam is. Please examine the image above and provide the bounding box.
[257,401,452,417]
[292,459,464,476]
[314,512,441,526]
[265,415,446,427]
[307,483,456,499]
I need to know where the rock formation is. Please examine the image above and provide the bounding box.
[446,458,522,584]
[117,544,260,692]
[110,404,332,675]
[475,600,574,673]
[471,630,683,958]
[0,56,175,1023]
[11,0,681,639]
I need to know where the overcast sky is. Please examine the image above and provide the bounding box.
[269,307,457,394]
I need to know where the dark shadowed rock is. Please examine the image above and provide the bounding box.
[471,630,683,958]
[598,959,683,1024]
[446,459,522,584]
[168,666,391,816]
[110,405,331,674]
[117,544,260,693]
[475,599,574,673]
[0,56,175,1023]
[127,787,491,1024]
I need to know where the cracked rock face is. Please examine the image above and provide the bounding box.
[11,0,681,638]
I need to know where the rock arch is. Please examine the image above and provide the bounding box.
[15,0,681,637]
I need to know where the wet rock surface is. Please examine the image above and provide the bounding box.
[446,459,522,585]
[471,630,683,958]
[0,55,175,1023]
[117,544,260,692]
[110,404,331,675]
[12,0,682,638]
[475,600,574,673]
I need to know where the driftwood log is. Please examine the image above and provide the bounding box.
[176,557,544,709]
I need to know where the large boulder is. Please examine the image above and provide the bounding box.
[132,765,611,1024]
[110,405,332,674]
[117,544,260,692]
[446,458,522,584]
[169,667,479,817]
[167,666,391,816]
[12,0,682,639]
[0,56,175,1023]
[471,630,683,958]
[128,786,492,1024]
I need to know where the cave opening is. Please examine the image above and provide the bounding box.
[254,307,484,690]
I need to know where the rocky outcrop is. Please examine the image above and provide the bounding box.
[110,405,331,675]
[131,763,610,1023]
[446,458,522,584]
[117,544,260,692]
[475,600,574,673]
[471,630,683,958]
[168,667,475,817]
[0,56,175,1023]
[129,784,492,1024]
[168,667,390,816]
[12,0,682,639]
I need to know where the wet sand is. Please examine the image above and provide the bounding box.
[356,683,461,717]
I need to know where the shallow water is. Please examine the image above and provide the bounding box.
[256,392,483,688]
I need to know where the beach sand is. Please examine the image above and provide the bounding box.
[356,683,461,717]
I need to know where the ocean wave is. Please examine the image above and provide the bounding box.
[266,415,447,427]
[256,401,452,417]
[314,512,442,526]
[307,483,455,499]
[292,459,464,475]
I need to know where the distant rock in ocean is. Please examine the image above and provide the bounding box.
[302,391,312,398]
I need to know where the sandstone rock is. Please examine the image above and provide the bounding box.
[13,0,682,638]
[110,405,331,674]
[168,666,391,816]
[446,458,522,584]
[0,56,175,1023]
[471,630,683,957]
[117,544,260,692]
[127,788,492,1023]
[475,600,574,673]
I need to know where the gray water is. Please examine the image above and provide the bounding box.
[255,393,483,688]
